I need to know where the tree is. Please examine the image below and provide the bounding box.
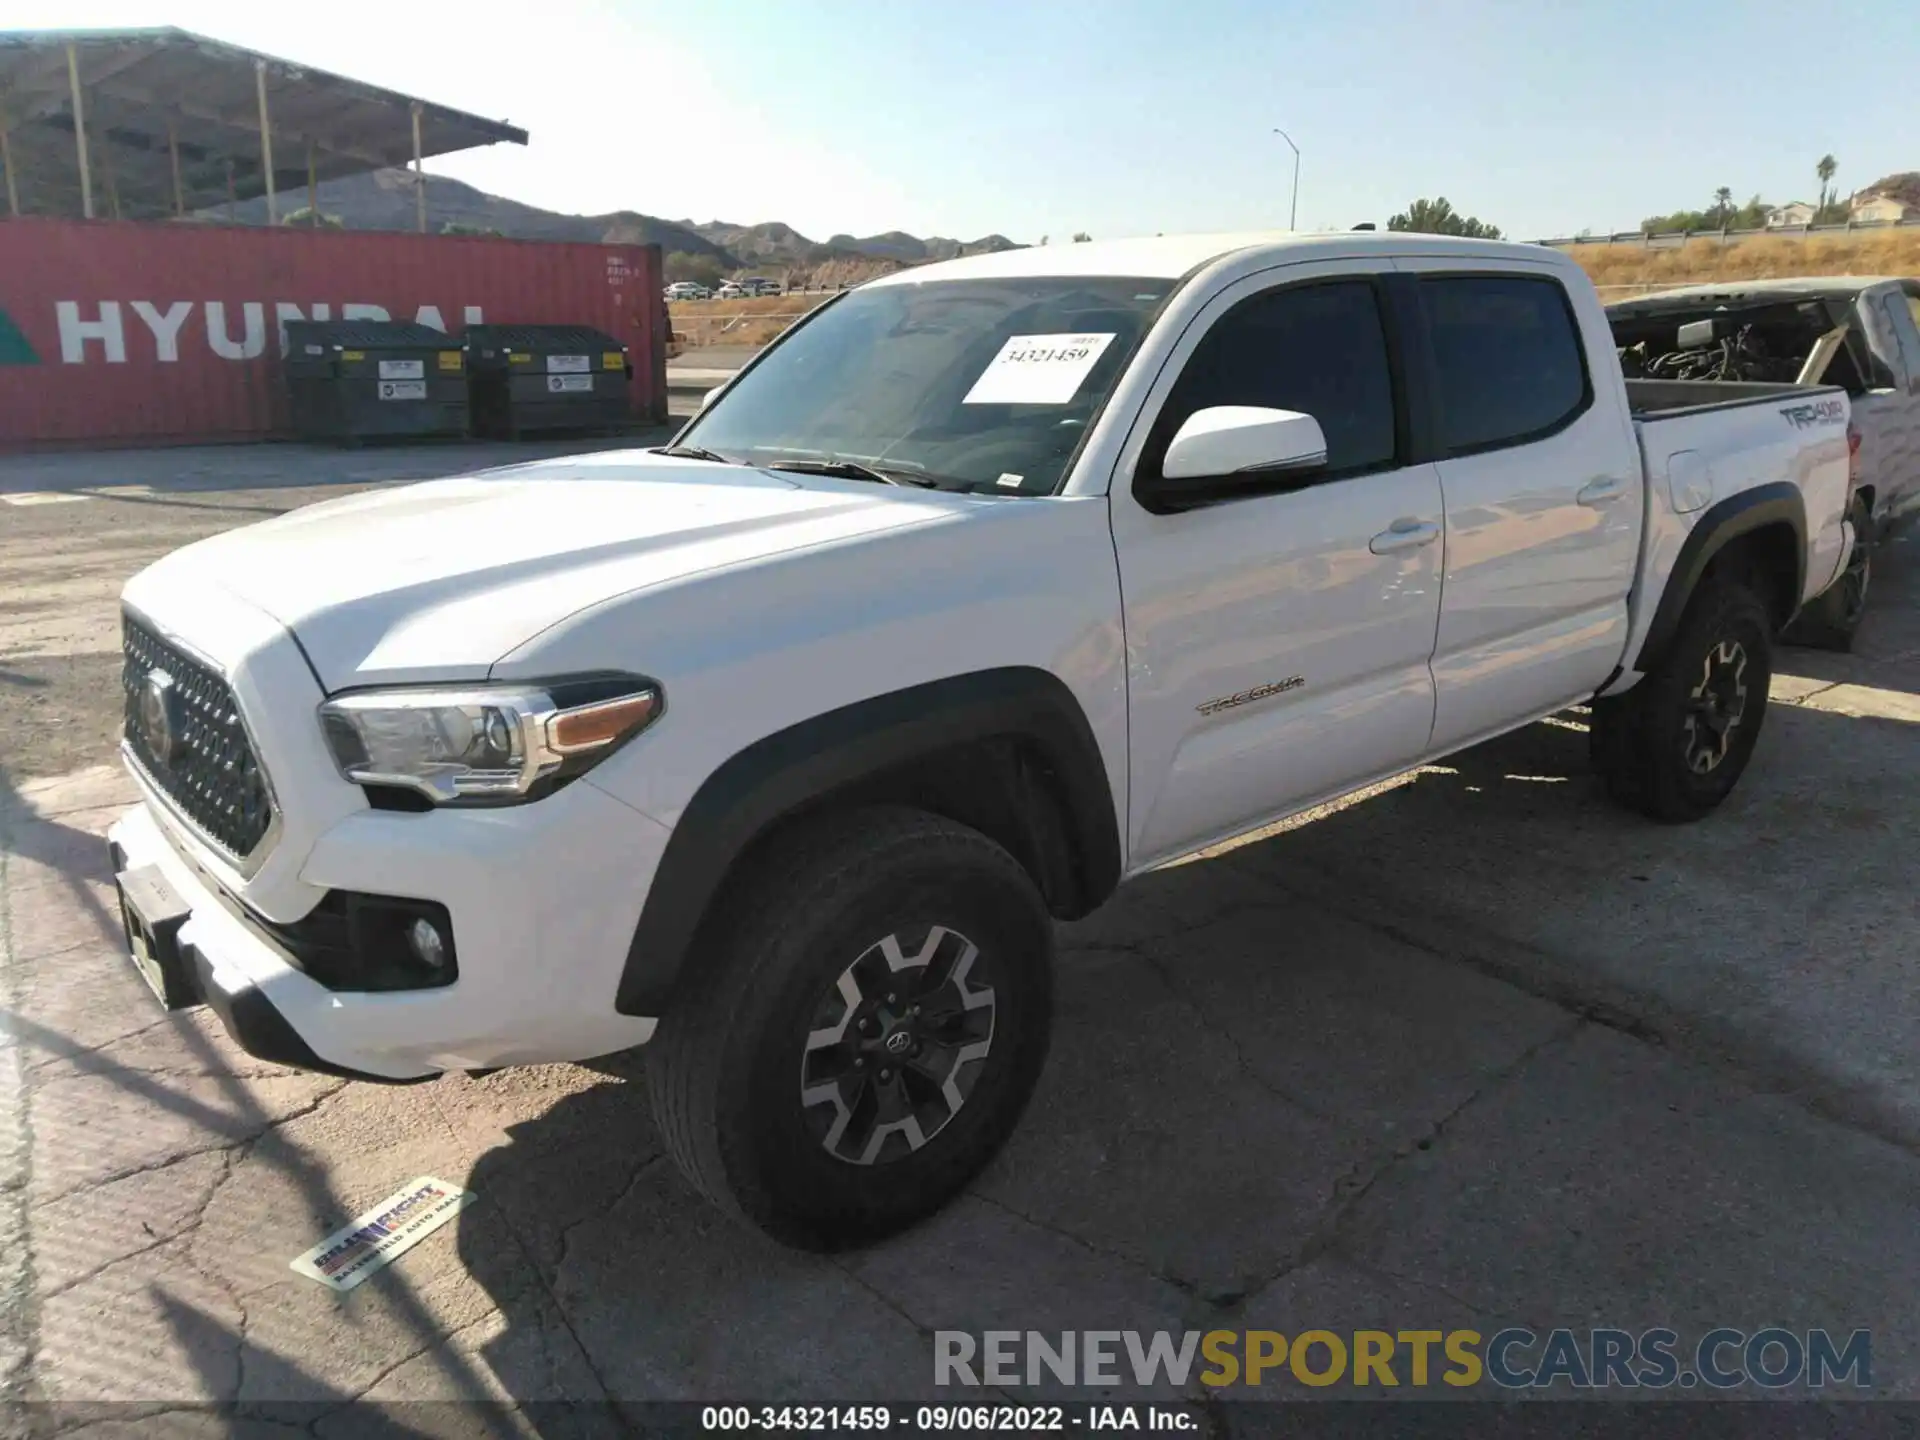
[281,206,342,229]
[664,251,726,287]
[1812,154,1849,223]
[1642,192,1767,235]
[1385,197,1502,239]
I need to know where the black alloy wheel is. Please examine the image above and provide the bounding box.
[1683,638,1751,775]
[799,925,998,1166]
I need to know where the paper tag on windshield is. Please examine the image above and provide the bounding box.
[963,333,1116,406]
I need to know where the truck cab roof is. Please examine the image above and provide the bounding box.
[861,230,1583,287]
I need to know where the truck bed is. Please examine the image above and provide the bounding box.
[1625,378,1836,419]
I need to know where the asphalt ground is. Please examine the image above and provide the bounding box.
[1,439,1917,1430]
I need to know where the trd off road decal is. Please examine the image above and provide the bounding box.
[1780,398,1846,429]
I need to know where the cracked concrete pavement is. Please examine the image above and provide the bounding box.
[2,445,1918,1422]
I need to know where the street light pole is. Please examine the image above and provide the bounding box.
[1272,127,1300,230]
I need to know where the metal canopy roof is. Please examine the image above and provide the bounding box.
[0,28,528,221]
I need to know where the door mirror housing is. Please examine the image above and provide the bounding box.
[1161,406,1328,482]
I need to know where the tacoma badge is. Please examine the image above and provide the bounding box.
[1196,676,1305,716]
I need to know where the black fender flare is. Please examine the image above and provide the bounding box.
[1634,481,1806,673]
[614,666,1122,1017]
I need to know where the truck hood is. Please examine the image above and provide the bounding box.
[139,451,957,691]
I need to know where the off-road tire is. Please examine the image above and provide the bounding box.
[1590,579,1773,823]
[1781,494,1873,653]
[646,805,1054,1250]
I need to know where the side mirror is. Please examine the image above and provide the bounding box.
[698,385,721,412]
[1161,405,1328,481]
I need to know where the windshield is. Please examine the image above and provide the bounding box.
[680,276,1174,494]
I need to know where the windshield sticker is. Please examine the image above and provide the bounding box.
[963,333,1117,406]
[996,473,1025,488]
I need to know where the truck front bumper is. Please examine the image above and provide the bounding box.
[106,775,667,1082]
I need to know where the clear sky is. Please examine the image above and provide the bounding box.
[20,0,1920,243]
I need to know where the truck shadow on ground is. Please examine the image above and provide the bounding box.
[7,524,1914,1417]
[7,677,1916,1414]
[2,763,570,1434]
[0,762,125,959]
[442,685,1918,1406]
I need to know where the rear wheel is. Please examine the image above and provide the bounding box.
[1781,493,1872,652]
[1590,579,1773,822]
[646,806,1054,1249]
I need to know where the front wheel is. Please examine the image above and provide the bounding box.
[646,806,1055,1249]
[1590,579,1774,823]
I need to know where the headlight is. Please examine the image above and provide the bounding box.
[318,675,662,805]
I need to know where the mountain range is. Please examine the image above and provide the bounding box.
[216,169,1020,282]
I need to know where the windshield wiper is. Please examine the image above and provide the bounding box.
[651,444,733,464]
[761,458,935,488]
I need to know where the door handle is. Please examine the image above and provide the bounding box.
[1369,518,1440,555]
[1577,476,1626,507]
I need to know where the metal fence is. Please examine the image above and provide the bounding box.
[666,308,820,352]
[1536,214,1920,250]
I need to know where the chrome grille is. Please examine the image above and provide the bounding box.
[122,613,274,860]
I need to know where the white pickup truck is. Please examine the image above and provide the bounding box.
[109,233,1855,1248]
[1610,275,1920,648]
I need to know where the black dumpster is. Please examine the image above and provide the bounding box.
[464,324,632,438]
[284,320,469,444]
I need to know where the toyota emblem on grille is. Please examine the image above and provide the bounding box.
[138,669,184,766]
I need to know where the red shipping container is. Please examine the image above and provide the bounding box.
[0,218,667,447]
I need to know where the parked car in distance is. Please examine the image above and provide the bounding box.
[109,232,1856,1252]
[664,281,711,301]
[1609,275,1920,648]
[713,281,746,300]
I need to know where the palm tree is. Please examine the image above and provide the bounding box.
[1817,154,1838,212]
[1712,187,1734,226]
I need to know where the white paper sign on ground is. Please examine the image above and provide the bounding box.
[290,1175,476,1292]
[962,332,1116,406]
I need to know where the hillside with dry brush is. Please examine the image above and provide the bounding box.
[1572,229,1920,298]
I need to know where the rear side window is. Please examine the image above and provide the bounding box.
[1420,276,1590,454]
[1150,280,1398,478]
